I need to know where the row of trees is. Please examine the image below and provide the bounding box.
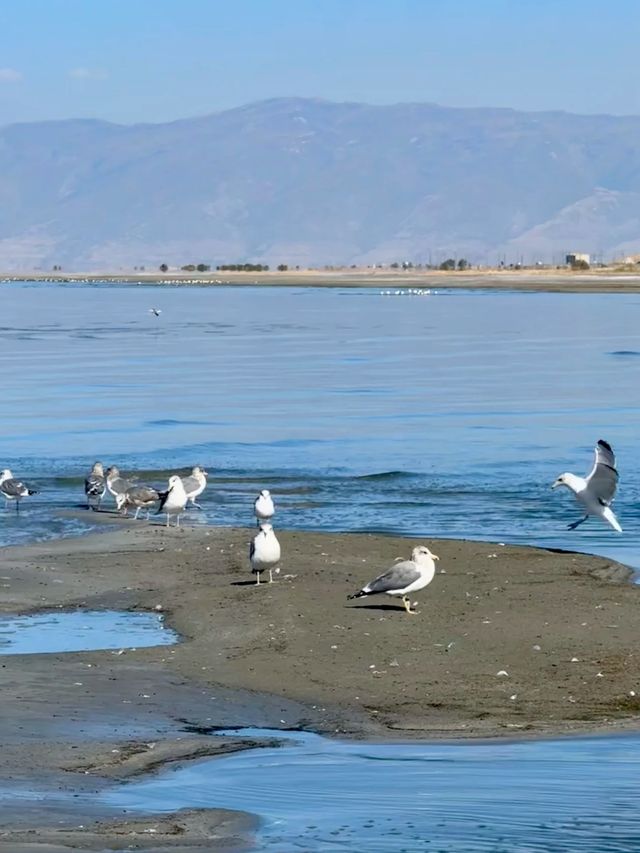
[158,263,291,272]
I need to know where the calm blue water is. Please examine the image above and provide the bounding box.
[0,282,637,567]
[2,282,640,850]
[100,728,640,852]
[0,609,177,654]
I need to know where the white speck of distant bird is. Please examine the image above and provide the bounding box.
[149,308,162,316]
[254,489,275,525]
[180,466,208,509]
[0,469,38,512]
[250,523,281,584]
[348,545,440,614]
[84,461,106,511]
[552,439,622,532]
[157,475,188,527]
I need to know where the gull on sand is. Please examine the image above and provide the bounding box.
[84,461,106,511]
[157,475,188,527]
[250,523,281,584]
[0,469,37,512]
[348,545,440,614]
[105,466,134,509]
[180,466,208,509]
[552,439,622,532]
[254,489,275,524]
[121,485,160,520]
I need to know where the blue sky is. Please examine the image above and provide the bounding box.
[1,0,639,125]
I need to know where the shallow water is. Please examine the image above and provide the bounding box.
[1,282,640,849]
[0,282,638,571]
[0,610,177,654]
[99,728,640,851]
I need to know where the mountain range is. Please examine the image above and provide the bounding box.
[2,97,640,270]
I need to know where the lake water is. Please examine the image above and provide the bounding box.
[1,281,640,850]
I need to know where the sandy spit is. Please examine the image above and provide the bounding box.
[1,521,640,848]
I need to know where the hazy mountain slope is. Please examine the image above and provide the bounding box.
[1,98,640,269]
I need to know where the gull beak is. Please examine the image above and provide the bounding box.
[432,553,440,561]
[551,479,561,489]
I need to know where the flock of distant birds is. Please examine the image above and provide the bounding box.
[0,439,622,614]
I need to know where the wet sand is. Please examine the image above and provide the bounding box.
[1,521,640,848]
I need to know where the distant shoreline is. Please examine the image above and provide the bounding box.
[3,268,640,292]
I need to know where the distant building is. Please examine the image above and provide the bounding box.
[566,252,590,265]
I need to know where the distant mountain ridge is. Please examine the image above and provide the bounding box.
[2,97,640,270]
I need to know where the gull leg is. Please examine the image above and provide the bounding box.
[133,507,140,520]
[176,513,181,528]
[166,513,170,527]
[15,500,20,514]
[402,596,415,614]
[568,515,588,530]
[268,569,273,583]
[255,572,260,585]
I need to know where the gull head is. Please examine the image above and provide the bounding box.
[260,489,271,498]
[192,465,208,477]
[168,475,181,488]
[259,523,274,534]
[412,545,439,563]
[106,465,120,479]
[92,461,104,476]
[552,474,569,490]
[0,469,11,482]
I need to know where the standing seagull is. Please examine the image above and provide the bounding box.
[254,489,275,525]
[84,461,106,511]
[0,469,38,513]
[180,466,208,509]
[348,545,440,614]
[156,475,188,527]
[250,523,281,584]
[105,466,133,509]
[121,485,160,519]
[552,439,622,532]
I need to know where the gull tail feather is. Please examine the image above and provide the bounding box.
[602,506,622,533]
[347,590,368,600]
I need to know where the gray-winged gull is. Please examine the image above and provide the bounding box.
[105,466,134,509]
[254,489,275,525]
[552,439,622,532]
[250,523,281,584]
[348,545,440,614]
[0,469,37,512]
[122,485,160,519]
[84,461,106,511]
[156,475,187,527]
[180,466,208,509]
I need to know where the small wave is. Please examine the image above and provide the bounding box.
[355,471,417,481]
[610,350,640,357]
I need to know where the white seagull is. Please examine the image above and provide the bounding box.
[552,439,622,532]
[348,545,440,614]
[180,466,208,509]
[156,475,188,527]
[149,308,162,316]
[254,489,275,525]
[84,461,106,511]
[0,469,37,513]
[250,523,281,584]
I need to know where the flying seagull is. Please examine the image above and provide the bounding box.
[254,489,275,525]
[149,308,162,316]
[0,469,38,512]
[156,475,188,527]
[348,545,440,614]
[250,523,281,584]
[180,466,208,509]
[84,461,106,511]
[552,439,622,532]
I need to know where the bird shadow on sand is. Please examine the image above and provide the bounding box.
[230,580,262,587]
[346,603,407,612]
